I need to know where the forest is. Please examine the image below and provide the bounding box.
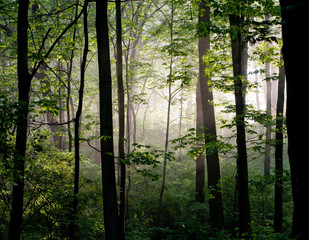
[0,0,308,239]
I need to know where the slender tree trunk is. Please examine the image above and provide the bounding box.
[274,53,285,233]
[178,93,183,162]
[279,2,309,237]
[116,0,126,238]
[66,6,78,152]
[96,1,119,239]
[264,61,272,176]
[197,1,224,229]
[157,2,174,225]
[229,11,251,237]
[196,79,205,203]
[68,2,88,239]
[157,81,172,225]
[8,0,30,239]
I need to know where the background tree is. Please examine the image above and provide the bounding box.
[274,51,285,233]
[69,1,89,239]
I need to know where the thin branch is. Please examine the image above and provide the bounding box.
[29,119,75,130]
[44,63,68,89]
[30,4,87,79]
[80,138,101,153]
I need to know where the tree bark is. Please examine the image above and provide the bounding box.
[8,0,31,239]
[196,79,205,204]
[196,1,224,229]
[264,61,271,176]
[274,52,285,233]
[279,1,309,238]
[96,1,119,239]
[116,0,126,238]
[229,11,251,237]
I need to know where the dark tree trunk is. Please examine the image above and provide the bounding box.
[197,1,224,229]
[68,1,88,239]
[279,1,309,238]
[274,53,285,233]
[195,78,205,204]
[229,12,251,237]
[96,1,119,239]
[116,0,126,238]
[8,0,31,239]
[264,61,271,176]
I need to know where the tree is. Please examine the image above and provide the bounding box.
[274,51,285,233]
[69,1,89,239]
[96,1,119,239]
[196,0,224,229]
[115,0,126,238]
[8,2,87,238]
[157,1,175,225]
[229,2,251,236]
[8,1,31,239]
[264,48,272,177]
[279,1,309,238]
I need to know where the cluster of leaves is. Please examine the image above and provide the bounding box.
[124,143,175,181]
[0,129,105,239]
[0,94,17,177]
[172,128,234,157]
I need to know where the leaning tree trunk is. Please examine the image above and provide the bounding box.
[96,1,119,239]
[280,1,309,238]
[8,0,31,239]
[229,11,251,237]
[197,1,224,229]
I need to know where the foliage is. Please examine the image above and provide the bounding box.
[0,0,293,239]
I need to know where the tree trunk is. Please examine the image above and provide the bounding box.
[157,2,174,225]
[8,0,31,239]
[279,1,309,238]
[96,1,119,239]
[116,0,126,238]
[196,2,225,229]
[68,1,88,239]
[157,81,172,225]
[274,52,285,233]
[264,61,271,176]
[66,0,79,153]
[229,12,251,237]
[196,79,205,203]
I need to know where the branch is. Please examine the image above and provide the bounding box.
[44,63,68,89]
[0,23,12,36]
[80,138,101,153]
[30,4,87,79]
[29,119,75,130]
